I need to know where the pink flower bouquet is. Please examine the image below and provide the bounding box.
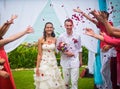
[57,42,68,52]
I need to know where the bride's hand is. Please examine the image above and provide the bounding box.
[36,68,40,76]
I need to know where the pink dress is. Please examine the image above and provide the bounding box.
[104,35,120,84]
[0,46,16,89]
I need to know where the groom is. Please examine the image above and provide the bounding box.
[57,19,82,89]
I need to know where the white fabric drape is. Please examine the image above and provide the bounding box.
[0,0,47,52]
[88,51,96,74]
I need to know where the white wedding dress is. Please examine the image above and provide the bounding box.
[34,44,65,89]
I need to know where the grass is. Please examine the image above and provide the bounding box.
[13,70,35,89]
[12,68,94,89]
[78,78,94,89]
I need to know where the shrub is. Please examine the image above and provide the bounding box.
[82,46,88,65]
[8,42,37,69]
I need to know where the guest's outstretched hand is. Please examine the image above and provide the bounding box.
[84,28,105,41]
[73,8,83,14]
[11,15,18,20]
[25,26,34,34]
[84,28,95,37]
[90,10,99,16]
[90,10,108,23]
[8,15,18,24]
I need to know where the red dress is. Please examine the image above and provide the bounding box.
[0,46,16,89]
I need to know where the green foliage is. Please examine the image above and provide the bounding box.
[8,43,37,69]
[82,46,88,65]
[8,43,88,69]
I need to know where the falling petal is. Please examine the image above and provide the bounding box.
[41,74,44,76]
[65,84,69,87]
[109,11,112,14]
[77,6,79,8]
[111,6,114,9]
[61,5,64,7]
[82,21,85,23]
[56,83,58,86]
[89,8,91,10]
[48,50,51,52]
[42,18,45,21]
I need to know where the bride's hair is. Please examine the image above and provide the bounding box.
[43,22,55,41]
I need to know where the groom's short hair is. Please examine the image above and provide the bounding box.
[64,18,73,25]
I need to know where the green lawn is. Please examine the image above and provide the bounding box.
[13,70,34,89]
[12,68,94,89]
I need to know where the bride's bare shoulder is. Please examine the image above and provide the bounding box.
[38,37,44,44]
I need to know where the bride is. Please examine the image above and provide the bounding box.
[34,22,65,89]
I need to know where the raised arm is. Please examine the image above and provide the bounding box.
[84,28,104,41]
[103,20,120,37]
[73,8,98,25]
[84,28,120,46]
[0,26,33,47]
[91,11,120,37]
[0,15,18,37]
[36,38,43,76]
[103,34,120,46]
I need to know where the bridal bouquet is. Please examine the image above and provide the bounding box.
[57,42,68,52]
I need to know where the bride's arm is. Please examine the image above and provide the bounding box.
[36,37,43,76]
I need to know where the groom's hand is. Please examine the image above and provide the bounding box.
[64,51,74,57]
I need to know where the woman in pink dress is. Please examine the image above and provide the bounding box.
[0,15,33,89]
[84,28,120,88]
